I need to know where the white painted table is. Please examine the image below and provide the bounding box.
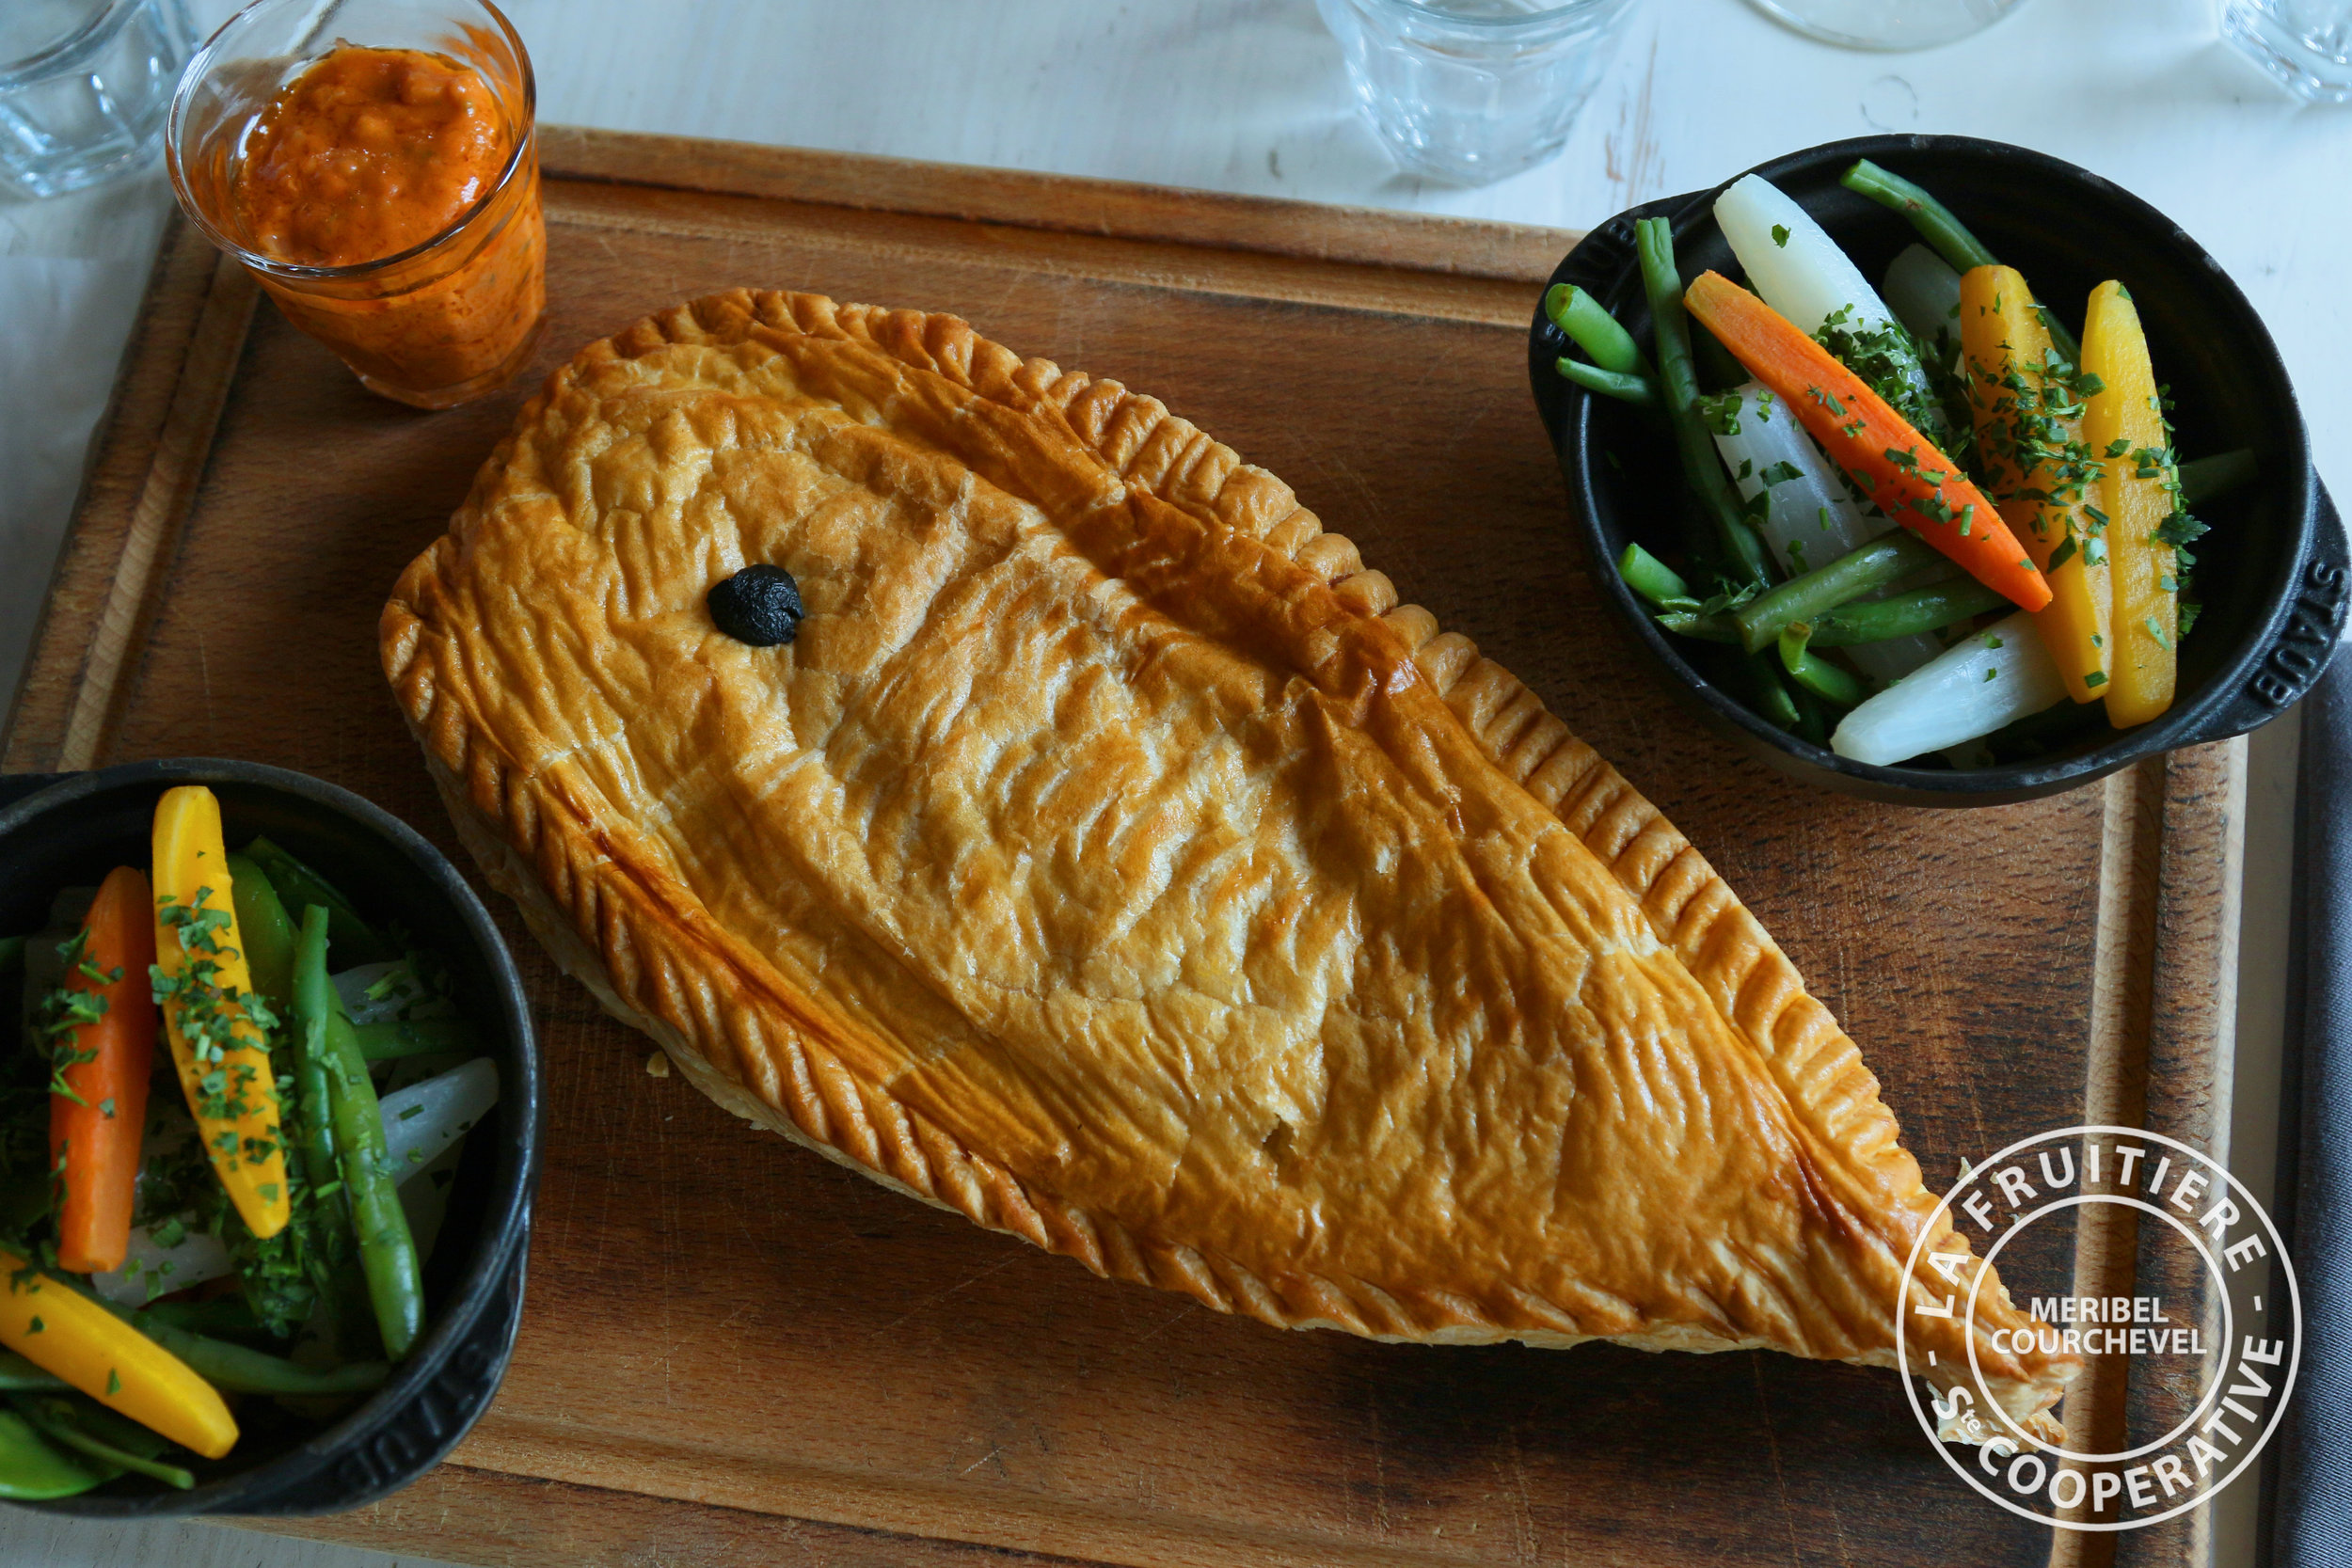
[0,2,2336,1563]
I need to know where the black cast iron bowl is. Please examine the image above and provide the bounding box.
[1530,134,2348,807]
[0,759,540,1515]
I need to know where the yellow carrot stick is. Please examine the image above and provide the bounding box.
[152,785,290,1240]
[0,1251,238,1459]
[1958,265,2113,704]
[2080,283,2181,728]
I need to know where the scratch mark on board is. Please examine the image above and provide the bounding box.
[1131,1301,1200,1345]
[197,630,216,743]
[1501,1423,1538,1564]
[1750,1354,1804,1567]
[866,1252,1024,1338]
[1604,37,1663,210]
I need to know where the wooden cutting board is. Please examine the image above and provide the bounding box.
[4,129,2242,1568]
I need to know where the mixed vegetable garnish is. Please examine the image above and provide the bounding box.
[0,786,498,1496]
[1552,159,2245,766]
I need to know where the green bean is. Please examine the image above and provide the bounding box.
[228,852,300,1011]
[312,916,423,1362]
[1726,649,1803,731]
[1618,542,1692,608]
[287,906,345,1201]
[1984,692,2109,758]
[1555,356,1659,409]
[1692,323,1748,393]
[9,1396,192,1490]
[107,1301,388,1395]
[1809,578,2008,645]
[1637,216,1773,589]
[1841,158,1996,271]
[137,1297,262,1340]
[1787,681,1831,747]
[353,1016,479,1061]
[1778,626,1865,708]
[0,1408,107,1498]
[2180,448,2256,507]
[1658,612,1739,641]
[241,836,392,965]
[1544,284,1654,378]
[0,1353,65,1392]
[1731,531,1950,652]
[1839,159,2081,366]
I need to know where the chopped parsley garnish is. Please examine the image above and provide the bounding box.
[35,928,117,1105]
[1771,224,1791,248]
[151,886,279,1152]
[2153,510,2209,562]
[1815,304,1954,454]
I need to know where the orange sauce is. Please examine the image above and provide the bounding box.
[214,42,545,407]
[233,46,509,268]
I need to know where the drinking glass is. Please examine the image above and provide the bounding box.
[1742,0,2033,50]
[2225,0,2352,102]
[165,0,546,409]
[0,0,196,198]
[1316,0,1641,185]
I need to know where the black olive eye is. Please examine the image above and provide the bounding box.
[709,564,804,647]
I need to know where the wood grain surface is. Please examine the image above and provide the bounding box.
[2,132,2239,1568]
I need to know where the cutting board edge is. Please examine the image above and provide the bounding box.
[536,124,1583,284]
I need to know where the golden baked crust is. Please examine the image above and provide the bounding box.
[382,289,2077,1442]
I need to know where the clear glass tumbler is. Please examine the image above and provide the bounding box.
[1742,0,2033,51]
[165,0,546,409]
[0,0,197,198]
[2225,0,2352,102]
[1316,0,1640,186]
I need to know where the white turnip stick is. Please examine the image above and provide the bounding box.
[1832,611,2067,765]
[1709,383,1944,681]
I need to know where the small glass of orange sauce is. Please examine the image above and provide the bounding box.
[166,0,544,409]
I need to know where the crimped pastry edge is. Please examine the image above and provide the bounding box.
[381,288,2073,1443]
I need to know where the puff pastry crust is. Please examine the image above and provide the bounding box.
[382,289,2077,1442]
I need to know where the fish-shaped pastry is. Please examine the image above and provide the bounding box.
[383,290,2078,1442]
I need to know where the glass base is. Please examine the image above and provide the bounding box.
[350,309,548,411]
[0,136,163,198]
[1317,0,1630,188]
[1366,119,1578,185]
[1742,0,2030,51]
[2224,7,2352,102]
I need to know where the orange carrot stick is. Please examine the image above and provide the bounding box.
[47,866,158,1275]
[1684,270,2052,613]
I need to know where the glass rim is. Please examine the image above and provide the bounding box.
[0,0,173,88]
[164,0,537,283]
[1339,0,1634,28]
